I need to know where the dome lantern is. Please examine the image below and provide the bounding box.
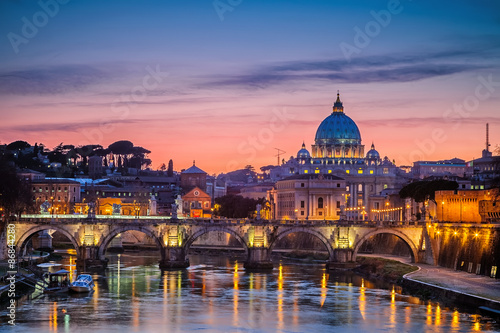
[332,91,344,113]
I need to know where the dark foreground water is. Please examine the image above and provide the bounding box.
[1,252,499,332]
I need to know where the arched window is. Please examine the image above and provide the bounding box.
[318,197,324,209]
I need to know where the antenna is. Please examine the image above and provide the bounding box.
[274,148,286,165]
[486,123,490,152]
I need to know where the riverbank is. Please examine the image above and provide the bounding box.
[360,254,500,315]
[354,256,418,284]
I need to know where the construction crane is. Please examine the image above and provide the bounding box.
[274,148,286,166]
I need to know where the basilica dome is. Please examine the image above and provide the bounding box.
[314,93,361,145]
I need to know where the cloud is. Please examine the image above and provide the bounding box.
[0,118,150,133]
[0,64,111,95]
[202,46,499,90]
[358,116,500,128]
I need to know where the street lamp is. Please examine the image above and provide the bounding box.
[385,202,389,221]
[441,201,445,222]
[50,196,54,218]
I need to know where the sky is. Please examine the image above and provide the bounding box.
[0,0,499,174]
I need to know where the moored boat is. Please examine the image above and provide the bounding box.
[43,269,70,294]
[69,274,94,293]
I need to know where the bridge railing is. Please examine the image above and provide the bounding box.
[17,214,425,227]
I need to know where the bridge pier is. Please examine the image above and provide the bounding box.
[326,248,357,270]
[76,245,108,271]
[159,246,190,270]
[244,247,273,270]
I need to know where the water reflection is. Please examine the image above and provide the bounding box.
[2,252,499,332]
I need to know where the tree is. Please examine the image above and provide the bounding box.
[214,195,266,218]
[167,159,174,177]
[159,163,167,171]
[0,158,34,225]
[399,180,458,203]
[6,140,30,151]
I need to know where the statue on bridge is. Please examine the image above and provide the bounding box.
[40,201,51,215]
[87,202,96,219]
[171,203,178,219]
[256,204,262,220]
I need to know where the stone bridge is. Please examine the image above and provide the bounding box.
[12,216,432,271]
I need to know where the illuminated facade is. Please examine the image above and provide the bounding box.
[435,189,499,223]
[270,92,408,217]
[32,179,81,214]
[270,174,346,220]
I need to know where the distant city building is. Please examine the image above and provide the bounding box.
[239,184,274,201]
[88,156,103,179]
[181,187,212,218]
[32,179,81,214]
[180,161,207,193]
[18,169,45,181]
[206,176,227,202]
[412,158,466,179]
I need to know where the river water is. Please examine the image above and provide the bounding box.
[2,252,499,332]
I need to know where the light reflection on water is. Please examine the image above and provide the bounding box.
[2,252,499,333]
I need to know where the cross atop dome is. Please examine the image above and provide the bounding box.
[332,90,344,113]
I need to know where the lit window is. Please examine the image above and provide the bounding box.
[346,170,350,174]
[328,170,332,174]
[383,184,388,189]
[369,170,373,174]
[304,170,308,174]
[383,168,389,174]
[358,169,363,174]
[315,169,320,174]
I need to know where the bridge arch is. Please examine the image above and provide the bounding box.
[97,225,164,259]
[269,227,334,260]
[184,226,248,255]
[352,228,419,263]
[16,225,81,257]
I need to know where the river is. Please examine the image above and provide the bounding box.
[2,251,499,332]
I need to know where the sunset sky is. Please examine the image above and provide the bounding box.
[1,0,499,174]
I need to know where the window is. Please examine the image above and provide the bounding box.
[315,169,320,174]
[301,211,304,216]
[337,201,341,208]
[358,184,363,192]
[491,266,497,278]
[337,183,340,187]
[301,183,305,188]
[318,197,324,209]
[301,201,305,208]
[383,168,389,174]
[328,170,332,174]
[346,170,350,174]
[304,170,308,174]
[383,184,388,189]
[369,170,374,174]
[358,169,363,174]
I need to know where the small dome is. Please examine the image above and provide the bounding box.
[297,142,311,159]
[366,143,380,159]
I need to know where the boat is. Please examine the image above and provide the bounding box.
[43,269,70,294]
[69,274,94,293]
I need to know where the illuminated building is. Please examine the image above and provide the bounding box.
[269,92,408,218]
[434,189,499,223]
[32,179,81,214]
[181,187,212,218]
[270,174,346,220]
